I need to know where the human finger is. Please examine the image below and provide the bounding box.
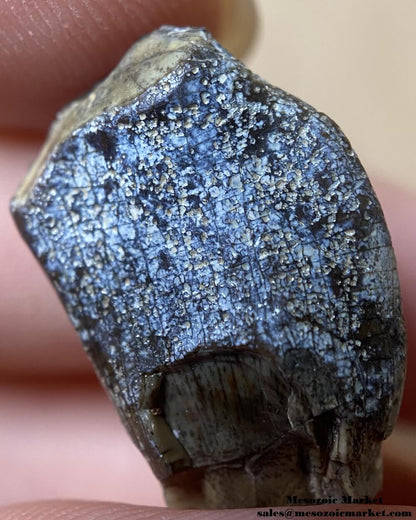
[373,179,416,423]
[0,500,254,520]
[382,422,416,505]
[0,0,256,131]
[0,135,91,377]
[0,382,162,505]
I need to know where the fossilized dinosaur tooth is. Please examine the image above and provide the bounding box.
[11,26,406,508]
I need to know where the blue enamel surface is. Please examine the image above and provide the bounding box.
[14,37,405,433]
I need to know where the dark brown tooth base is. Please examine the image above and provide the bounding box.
[11,26,406,508]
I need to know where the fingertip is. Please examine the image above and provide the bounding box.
[382,422,416,505]
[0,500,254,520]
[372,179,416,424]
[1,0,257,131]
[0,135,91,377]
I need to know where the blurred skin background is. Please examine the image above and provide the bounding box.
[0,1,415,518]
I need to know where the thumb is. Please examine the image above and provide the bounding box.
[0,500,253,520]
[0,0,256,131]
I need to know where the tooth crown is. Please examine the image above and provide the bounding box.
[11,26,406,508]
